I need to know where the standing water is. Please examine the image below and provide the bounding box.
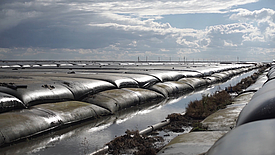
[0,70,257,155]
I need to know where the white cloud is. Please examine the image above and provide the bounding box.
[0,48,9,53]
[160,49,169,52]
[0,0,259,32]
[0,9,40,32]
[224,40,237,46]
[230,8,275,42]
[230,8,275,21]
[128,41,137,47]
[177,49,201,57]
[68,0,259,16]
[1,0,275,61]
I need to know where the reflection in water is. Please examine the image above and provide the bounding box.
[0,70,256,155]
[88,123,113,133]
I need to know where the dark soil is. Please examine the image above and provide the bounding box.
[107,130,164,155]
[159,113,206,133]
[160,113,191,132]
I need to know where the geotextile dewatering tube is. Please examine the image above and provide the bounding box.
[0,92,26,113]
[0,83,74,107]
[0,101,111,146]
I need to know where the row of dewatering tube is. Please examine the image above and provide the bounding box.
[0,64,260,147]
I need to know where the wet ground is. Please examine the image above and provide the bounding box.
[0,69,257,155]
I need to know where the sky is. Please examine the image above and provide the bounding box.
[0,0,274,62]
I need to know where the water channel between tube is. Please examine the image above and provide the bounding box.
[0,70,257,155]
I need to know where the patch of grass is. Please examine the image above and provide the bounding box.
[185,90,232,120]
[190,122,208,132]
[228,65,269,94]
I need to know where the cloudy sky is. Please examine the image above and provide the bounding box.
[0,0,274,61]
